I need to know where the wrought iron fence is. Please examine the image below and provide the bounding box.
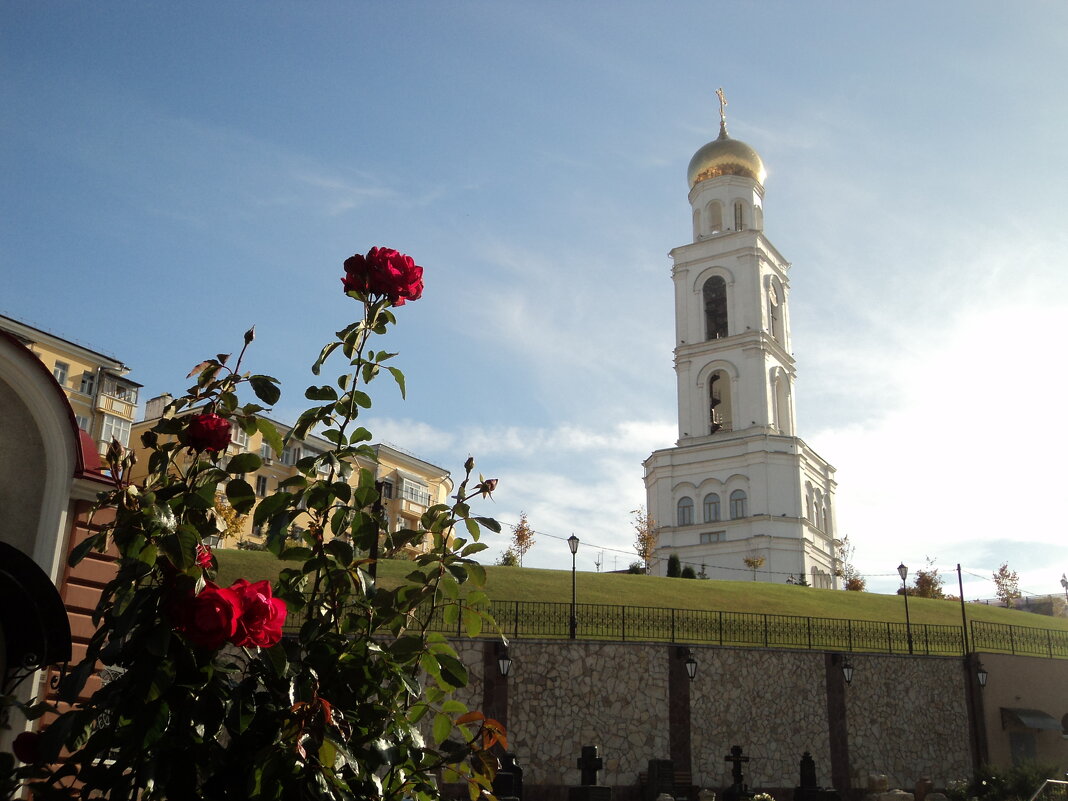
[971,620,1068,658]
[427,600,969,656]
[284,598,1068,658]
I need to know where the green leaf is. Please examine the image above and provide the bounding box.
[474,516,502,533]
[464,562,487,586]
[162,525,199,569]
[279,546,313,562]
[68,533,100,567]
[305,384,339,401]
[256,418,284,456]
[253,491,293,526]
[387,366,406,398]
[248,375,281,406]
[462,608,483,638]
[348,427,372,444]
[432,713,452,745]
[226,451,262,474]
[436,653,468,689]
[312,340,342,376]
[226,478,256,514]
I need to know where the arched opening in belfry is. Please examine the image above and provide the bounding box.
[709,370,732,434]
[703,276,728,340]
[706,200,723,233]
[733,201,746,231]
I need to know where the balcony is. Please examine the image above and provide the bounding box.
[95,392,136,420]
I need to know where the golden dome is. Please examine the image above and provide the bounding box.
[687,123,766,189]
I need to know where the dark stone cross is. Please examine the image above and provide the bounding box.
[794,751,841,801]
[577,745,604,786]
[570,744,612,801]
[799,752,817,790]
[725,745,750,787]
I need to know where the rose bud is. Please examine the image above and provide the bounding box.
[12,731,40,764]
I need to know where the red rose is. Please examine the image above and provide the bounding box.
[342,247,424,306]
[13,731,40,764]
[186,413,231,452]
[174,582,242,649]
[196,543,214,570]
[229,579,287,648]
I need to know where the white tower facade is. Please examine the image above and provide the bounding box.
[644,106,838,587]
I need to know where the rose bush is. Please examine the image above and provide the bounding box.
[342,246,424,306]
[185,411,232,451]
[3,248,502,801]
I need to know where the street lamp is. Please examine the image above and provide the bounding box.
[898,563,914,655]
[1060,574,1068,605]
[977,661,988,688]
[678,646,698,681]
[497,643,512,678]
[568,534,580,640]
[841,656,854,685]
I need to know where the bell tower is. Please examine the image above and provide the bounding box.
[644,91,838,587]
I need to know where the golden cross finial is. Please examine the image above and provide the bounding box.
[715,87,728,125]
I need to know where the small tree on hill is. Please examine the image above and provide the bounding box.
[743,553,766,581]
[510,511,535,566]
[993,562,1022,608]
[497,548,520,566]
[667,553,682,577]
[631,505,658,574]
[835,534,867,591]
[681,565,697,579]
[912,557,945,599]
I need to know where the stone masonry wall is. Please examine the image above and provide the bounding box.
[449,639,973,796]
[845,653,970,789]
[690,647,831,790]
[505,640,670,786]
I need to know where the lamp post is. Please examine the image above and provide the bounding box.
[898,563,914,655]
[1060,574,1068,605]
[568,534,580,640]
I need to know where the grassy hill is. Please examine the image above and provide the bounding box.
[215,550,1068,632]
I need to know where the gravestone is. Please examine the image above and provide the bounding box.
[794,752,841,801]
[492,751,523,801]
[721,746,752,801]
[644,759,675,801]
[914,778,933,801]
[570,744,612,801]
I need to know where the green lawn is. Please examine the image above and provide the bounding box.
[215,550,1068,632]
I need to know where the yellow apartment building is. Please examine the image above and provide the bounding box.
[0,313,141,456]
[134,394,454,555]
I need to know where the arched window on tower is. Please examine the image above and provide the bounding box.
[703,276,728,340]
[692,209,701,240]
[729,490,748,519]
[734,201,746,231]
[706,201,723,234]
[768,282,782,342]
[709,370,732,433]
[773,371,792,435]
[677,497,694,526]
[703,493,721,522]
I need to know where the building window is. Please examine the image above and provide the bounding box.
[381,480,393,499]
[260,440,274,460]
[255,475,268,497]
[703,276,728,340]
[729,490,748,519]
[75,415,91,432]
[281,445,301,466]
[100,414,131,447]
[79,371,96,395]
[231,427,249,449]
[700,531,725,544]
[703,493,721,522]
[677,497,694,526]
[53,361,69,386]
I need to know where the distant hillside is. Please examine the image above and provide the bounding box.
[215,551,1068,632]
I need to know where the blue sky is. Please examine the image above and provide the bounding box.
[4,2,1068,600]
